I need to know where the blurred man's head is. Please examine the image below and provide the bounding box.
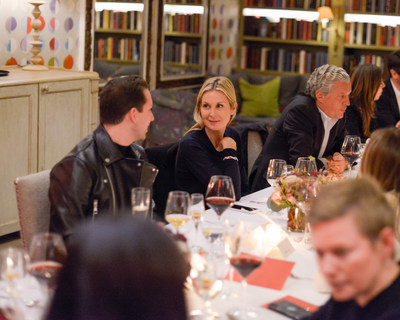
[309,178,398,306]
[305,64,351,119]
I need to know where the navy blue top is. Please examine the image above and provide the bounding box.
[305,274,400,320]
[344,103,369,143]
[175,127,248,199]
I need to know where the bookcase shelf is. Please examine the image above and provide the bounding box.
[243,36,329,47]
[160,0,207,81]
[344,43,400,51]
[165,32,202,38]
[93,0,146,77]
[238,3,330,75]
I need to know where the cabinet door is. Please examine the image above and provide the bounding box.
[0,84,38,235]
[38,79,90,171]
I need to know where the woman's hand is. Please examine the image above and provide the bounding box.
[216,137,237,151]
[395,121,400,129]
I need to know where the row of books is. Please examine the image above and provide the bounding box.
[164,13,201,34]
[345,22,400,47]
[346,0,399,13]
[95,10,143,31]
[241,46,328,74]
[94,37,140,61]
[243,0,330,9]
[164,41,200,65]
[343,54,385,73]
[244,16,329,42]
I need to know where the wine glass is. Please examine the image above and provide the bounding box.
[341,135,361,170]
[189,253,224,319]
[225,225,264,319]
[189,193,205,249]
[295,157,317,174]
[164,191,190,234]
[293,178,319,248]
[131,187,151,219]
[205,175,235,222]
[266,159,287,186]
[282,164,294,176]
[27,232,67,295]
[0,248,28,297]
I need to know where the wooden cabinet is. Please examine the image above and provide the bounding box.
[0,67,99,236]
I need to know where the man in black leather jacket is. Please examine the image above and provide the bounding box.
[49,76,158,243]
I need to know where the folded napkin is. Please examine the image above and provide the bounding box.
[227,256,295,290]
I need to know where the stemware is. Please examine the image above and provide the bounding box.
[295,157,317,174]
[164,191,190,234]
[341,135,362,170]
[225,224,264,319]
[293,179,319,247]
[27,232,67,294]
[266,159,286,186]
[189,193,205,249]
[189,253,224,320]
[205,175,235,222]
[0,248,28,297]
[131,187,151,219]
[282,164,294,176]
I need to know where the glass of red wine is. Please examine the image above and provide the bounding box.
[225,224,264,319]
[205,175,235,222]
[341,135,361,171]
[27,232,67,296]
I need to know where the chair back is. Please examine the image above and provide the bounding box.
[145,142,179,221]
[14,170,51,250]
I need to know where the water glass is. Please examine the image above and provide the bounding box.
[295,157,317,173]
[266,159,286,186]
[131,187,151,219]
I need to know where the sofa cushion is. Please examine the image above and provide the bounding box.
[238,77,281,118]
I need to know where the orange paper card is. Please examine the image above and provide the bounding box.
[226,256,295,290]
[262,295,319,312]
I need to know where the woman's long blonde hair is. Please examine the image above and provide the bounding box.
[186,76,237,134]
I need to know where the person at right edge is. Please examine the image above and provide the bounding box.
[374,50,400,129]
[304,178,400,320]
[249,64,349,192]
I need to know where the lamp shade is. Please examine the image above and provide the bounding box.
[318,6,334,22]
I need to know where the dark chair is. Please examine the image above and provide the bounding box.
[231,122,269,177]
[145,142,179,221]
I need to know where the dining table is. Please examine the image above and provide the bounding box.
[184,163,360,320]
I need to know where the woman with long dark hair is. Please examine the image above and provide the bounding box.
[345,64,385,142]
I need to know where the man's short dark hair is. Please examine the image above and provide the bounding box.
[388,50,400,77]
[100,76,149,125]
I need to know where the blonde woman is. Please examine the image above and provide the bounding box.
[175,76,248,199]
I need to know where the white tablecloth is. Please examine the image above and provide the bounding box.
[183,187,331,319]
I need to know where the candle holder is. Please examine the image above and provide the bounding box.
[23,0,48,71]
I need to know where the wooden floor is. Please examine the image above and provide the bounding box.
[0,232,22,249]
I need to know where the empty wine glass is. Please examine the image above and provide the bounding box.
[189,253,224,319]
[190,193,205,249]
[341,135,361,170]
[205,175,235,222]
[131,187,151,219]
[28,233,67,295]
[164,191,190,234]
[225,225,264,319]
[266,159,286,186]
[282,164,295,176]
[295,157,317,174]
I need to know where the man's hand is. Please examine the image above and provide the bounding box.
[329,152,347,173]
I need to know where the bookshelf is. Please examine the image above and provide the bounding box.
[160,0,208,80]
[343,0,400,76]
[93,1,147,78]
[237,1,333,75]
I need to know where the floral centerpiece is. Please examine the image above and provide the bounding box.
[268,169,342,232]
